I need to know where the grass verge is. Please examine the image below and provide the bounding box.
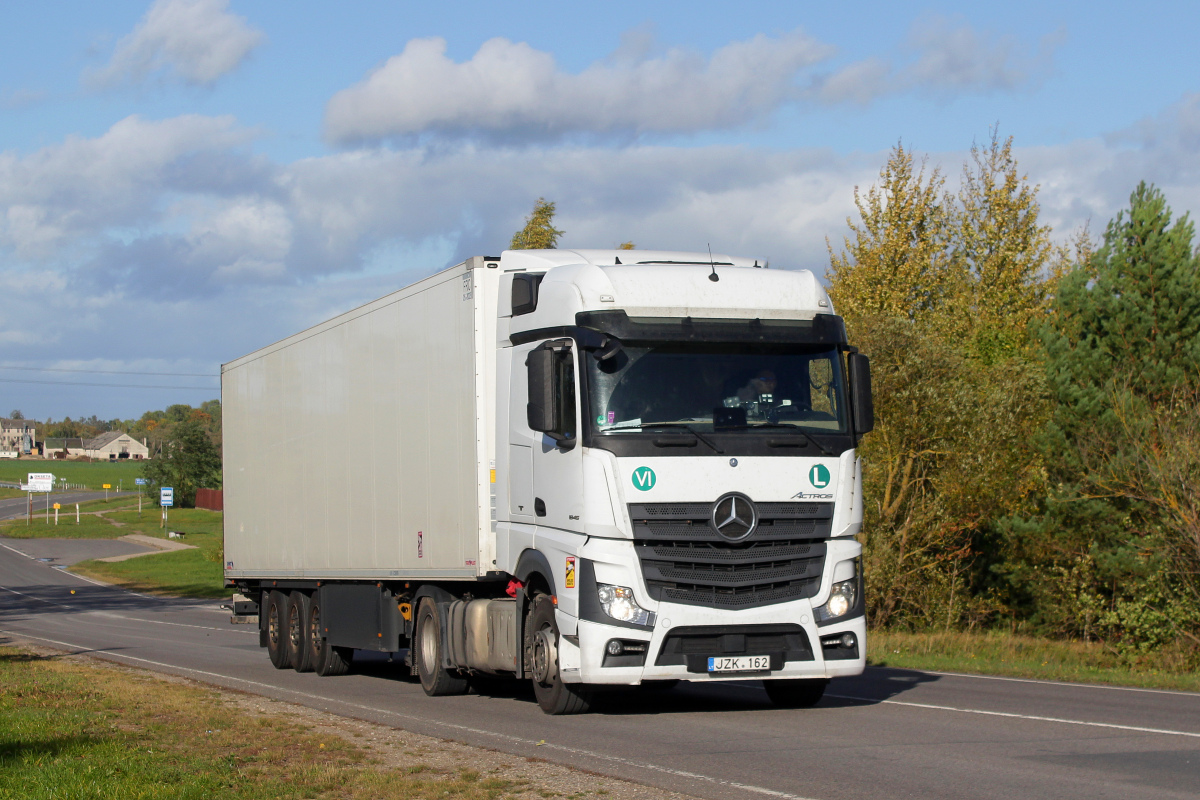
[0,646,532,800]
[0,459,145,490]
[71,509,226,599]
[868,629,1200,692]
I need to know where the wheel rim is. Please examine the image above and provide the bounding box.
[308,606,320,652]
[531,625,557,685]
[268,603,281,647]
[289,604,301,649]
[420,613,437,674]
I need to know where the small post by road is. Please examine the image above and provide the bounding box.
[76,503,80,524]
[54,503,60,525]
[136,477,146,516]
[103,483,111,503]
[160,487,174,529]
[26,492,30,526]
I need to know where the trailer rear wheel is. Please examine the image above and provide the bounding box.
[527,595,591,715]
[308,597,352,677]
[414,599,468,696]
[265,590,292,669]
[286,591,314,672]
[764,678,827,708]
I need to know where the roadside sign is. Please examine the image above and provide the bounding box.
[26,473,54,492]
[53,503,61,510]
[160,487,174,507]
[102,484,111,489]
[135,478,147,486]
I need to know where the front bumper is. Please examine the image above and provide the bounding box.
[560,600,866,685]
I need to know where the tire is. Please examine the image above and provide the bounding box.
[526,594,591,715]
[286,591,314,672]
[265,590,292,670]
[414,599,469,696]
[308,596,351,677]
[764,678,828,708]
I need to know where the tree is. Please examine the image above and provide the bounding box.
[998,183,1200,649]
[142,419,221,508]
[618,241,636,250]
[510,198,563,250]
[951,130,1055,358]
[9,410,23,420]
[827,143,954,325]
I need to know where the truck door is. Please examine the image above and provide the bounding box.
[514,338,584,535]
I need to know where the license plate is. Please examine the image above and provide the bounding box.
[707,655,771,673]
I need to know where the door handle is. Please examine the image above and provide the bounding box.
[534,497,546,517]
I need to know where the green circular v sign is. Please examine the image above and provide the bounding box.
[632,466,656,491]
[809,464,830,489]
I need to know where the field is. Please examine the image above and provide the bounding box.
[0,459,146,490]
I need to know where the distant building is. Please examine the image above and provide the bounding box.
[43,431,150,460]
[82,431,150,460]
[0,418,35,456]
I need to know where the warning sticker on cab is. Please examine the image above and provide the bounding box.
[565,557,576,589]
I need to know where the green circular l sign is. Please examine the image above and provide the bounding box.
[632,466,656,491]
[809,464,830,489]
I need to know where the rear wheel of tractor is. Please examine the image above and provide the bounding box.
[764,678,828,708]
[308,596,351,677]
[527,595,591,715]
[286,591,313,672]
[265,590,291,670]
[414,599,468,696]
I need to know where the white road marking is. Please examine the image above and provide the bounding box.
[86,610,256,635]
[914,669,1200,698]
[0,584,74,609]
[826,693,1200,739]
[3,629,820,800]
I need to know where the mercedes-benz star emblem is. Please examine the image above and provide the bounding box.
[710,492,757,541]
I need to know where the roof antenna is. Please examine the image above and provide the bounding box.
[707,244,719,282]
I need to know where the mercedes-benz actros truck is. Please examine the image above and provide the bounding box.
[223,248,873,714]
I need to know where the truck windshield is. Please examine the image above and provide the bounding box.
[586,343,848,436]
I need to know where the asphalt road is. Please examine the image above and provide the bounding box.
[2,540,1199,800]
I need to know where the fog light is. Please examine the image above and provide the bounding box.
[606,639,624,656]
[840,633,856,649]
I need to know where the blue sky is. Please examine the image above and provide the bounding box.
[2,0,1198,421]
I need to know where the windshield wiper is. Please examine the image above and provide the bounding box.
[604,421,724,454]
[746,423,834,456]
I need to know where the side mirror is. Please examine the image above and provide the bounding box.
[526,343,576,445]
[848,352,874,436]
[526,347,557,433]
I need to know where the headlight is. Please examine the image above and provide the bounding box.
[816,578,857,622]
[596,584,655,626]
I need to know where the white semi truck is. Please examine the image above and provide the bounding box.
[223,249,873,714]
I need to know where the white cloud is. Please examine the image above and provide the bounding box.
[0,114,256,258]
[815,17,1061,105]
[325,31,834,143]
[87,0,263,87]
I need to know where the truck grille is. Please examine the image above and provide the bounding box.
[628,502,832,610]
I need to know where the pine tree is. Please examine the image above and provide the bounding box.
[510,198,564,250]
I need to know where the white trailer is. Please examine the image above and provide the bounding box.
[223,249,873,714]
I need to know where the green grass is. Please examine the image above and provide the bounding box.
[0,488,24,500]
[68,509,227,599]
[0,646,527,800]
[0,502,142,539]
[0,460,145,490]
[868,629,1200,692]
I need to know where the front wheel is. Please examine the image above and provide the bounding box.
[414,599,469,696]
[764,678,828,708]
[527,595,591,715]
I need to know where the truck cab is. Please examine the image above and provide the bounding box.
[493,249,872,712]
